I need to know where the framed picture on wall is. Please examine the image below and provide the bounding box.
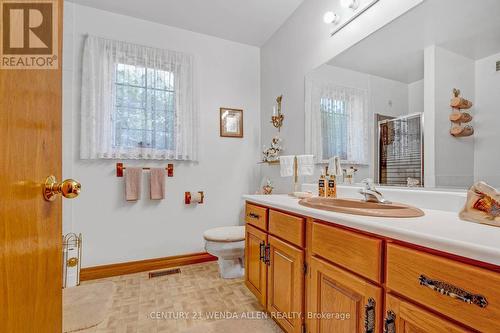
[220,108,243,138]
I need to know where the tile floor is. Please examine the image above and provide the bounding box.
[76,262,283,333]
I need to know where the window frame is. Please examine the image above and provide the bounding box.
[112,62,176,152]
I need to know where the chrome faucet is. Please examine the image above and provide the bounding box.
[359,179,391,204]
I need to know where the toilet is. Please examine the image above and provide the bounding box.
[204,226,245,279]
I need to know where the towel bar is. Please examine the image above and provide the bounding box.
[116,162,174,177]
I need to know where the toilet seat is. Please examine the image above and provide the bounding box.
[203,226,245,242]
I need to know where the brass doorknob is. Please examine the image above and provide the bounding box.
[43,176,81,201]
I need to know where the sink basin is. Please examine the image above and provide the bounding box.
[298,197,424,218]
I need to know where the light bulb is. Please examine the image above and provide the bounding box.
[323,11,339,24]
[340,0,359,10]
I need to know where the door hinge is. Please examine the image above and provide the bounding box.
[303,262,308,275]
[301,323,307,333]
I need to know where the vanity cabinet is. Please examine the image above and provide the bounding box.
[244,203,305,333]
[244,201,500,333]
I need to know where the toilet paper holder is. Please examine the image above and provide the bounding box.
[185,191,204,204]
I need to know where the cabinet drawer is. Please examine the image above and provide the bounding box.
[386,244,500,332]
[269,210,304,248]
[245,203,268,231]
[311,222,382,283]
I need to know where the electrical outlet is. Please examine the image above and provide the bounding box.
[496,60,500,72]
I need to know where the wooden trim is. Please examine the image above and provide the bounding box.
[80,252,217,281]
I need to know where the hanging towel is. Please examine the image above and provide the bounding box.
[297,155,314,176]
[328,156,343,177]
[150,168,165,200]
[279,155,295,177]
[125,168,142,201]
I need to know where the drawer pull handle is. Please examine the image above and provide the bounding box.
[383,310,396,333]
[259,241,266,262]
[248,213,260,219]
[418,274,488,308]
[364,298,376,333]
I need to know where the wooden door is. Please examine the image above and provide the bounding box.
[384,294,468,333]
[267,235,304,333]
[309,256,382,333]
[245,224,267,307]
[0,0,63,332]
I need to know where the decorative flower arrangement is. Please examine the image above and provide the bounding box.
[262,135,283,162]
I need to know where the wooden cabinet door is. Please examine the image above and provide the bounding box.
[267,236,304,333]
[245,224,267,307]
[384,294,468,333]
[309,256,382,333]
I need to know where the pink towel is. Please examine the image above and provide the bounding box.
[150,168,165,200]
[125,168,142,201]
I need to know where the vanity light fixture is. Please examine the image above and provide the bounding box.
[340,0,359,10]
[325,0,380,37]
[323,11,340,24]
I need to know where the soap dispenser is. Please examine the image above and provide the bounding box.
[326,174,337,198]
[326,156,341,198]
[318,169,327,197]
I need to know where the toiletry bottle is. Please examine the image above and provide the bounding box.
[318,172,326,197]
[327,174,337,198]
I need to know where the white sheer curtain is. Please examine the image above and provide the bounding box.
[305,77,369,164]
[80,35,198,160]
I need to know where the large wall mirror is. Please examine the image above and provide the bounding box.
[305,0,500,189]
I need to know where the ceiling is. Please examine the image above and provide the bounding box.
[67,0,304,46]
[328,0,500,83]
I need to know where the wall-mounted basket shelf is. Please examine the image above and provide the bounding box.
[449,88,474,138]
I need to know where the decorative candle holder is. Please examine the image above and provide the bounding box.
[271,95,284,131]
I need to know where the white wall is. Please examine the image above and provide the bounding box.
[423,46,436,187]
[370,75,409,117]
[259,0,424,192]
[475,52,500,186]
[424,46,475,188]
[63,2,261,267]
[408,79,424,115]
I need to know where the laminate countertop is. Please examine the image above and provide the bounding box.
[242,194,500,266]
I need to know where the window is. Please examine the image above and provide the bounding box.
[114,63,175,151]
[320,98,348,160]
[305,78,368,164]
[80,35,197,160]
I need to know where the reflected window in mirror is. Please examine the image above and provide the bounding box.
[321,98,348,160]
[306,80,369,165]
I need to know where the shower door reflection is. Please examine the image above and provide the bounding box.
[377,113,424,187]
